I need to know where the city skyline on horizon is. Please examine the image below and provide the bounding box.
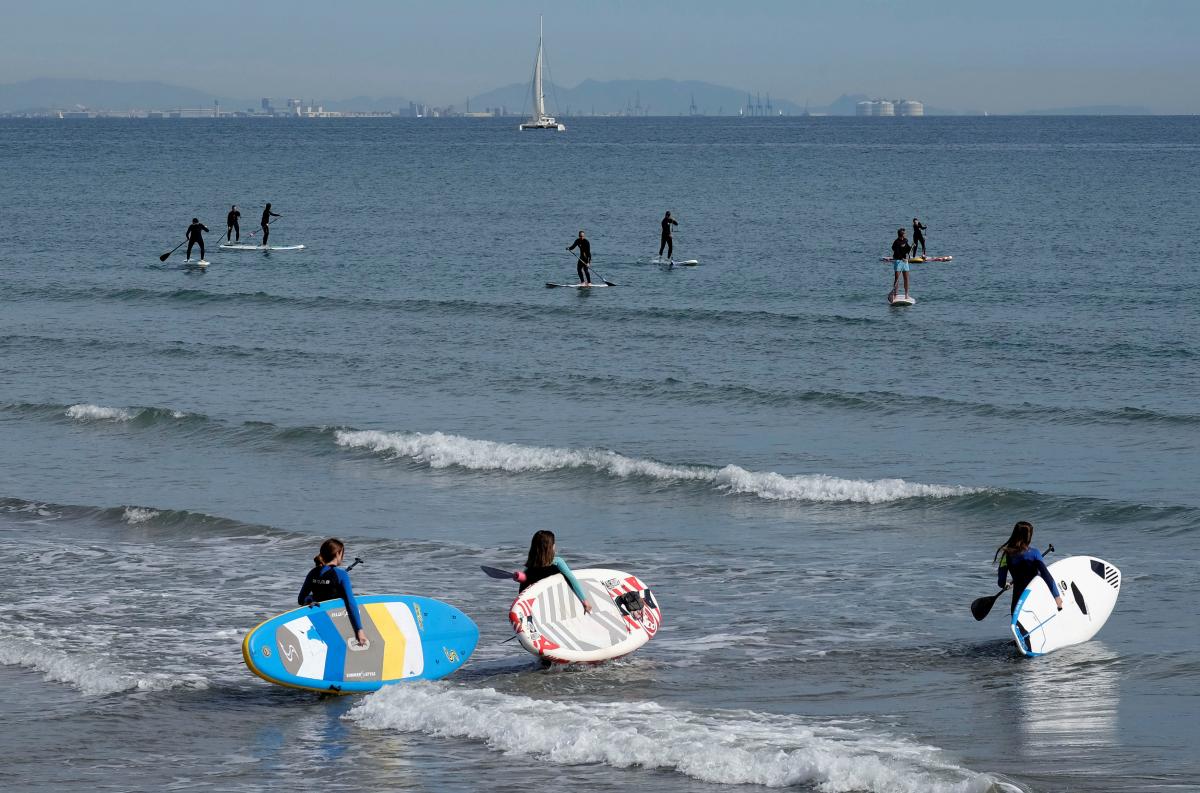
[2,1,1199,114]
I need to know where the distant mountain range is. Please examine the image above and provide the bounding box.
[470,78,813,115]
[0,78,414,114]
[0,77,1159,116]
[0,78,224,113]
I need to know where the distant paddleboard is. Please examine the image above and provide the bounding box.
[183,259,208,268]
[888,293,916,306]
[220,243,306,251]
[651,258,700,266]
[242,594,478,693]
[545,282,611,289]
[509,568,661,664]
[1012,556,1121,657]
[880,256,953,263]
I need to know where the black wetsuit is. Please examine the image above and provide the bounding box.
[658,215,678,258]
[226,209,240,242]
[912,221,927,255]
[891,237,911,260]
[260,208,280,245]
[568,237,592,283]
[186,222,209,260]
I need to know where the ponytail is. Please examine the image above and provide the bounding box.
[314,537,345,568]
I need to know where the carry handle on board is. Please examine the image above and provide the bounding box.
[970,544,1054,621]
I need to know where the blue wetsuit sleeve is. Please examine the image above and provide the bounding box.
[335,568,364,632]
[297,569,315,606]
[553,557,588,604]
[1031,551,1060,598]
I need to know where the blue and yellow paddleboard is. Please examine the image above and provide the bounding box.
[242,595,478,694]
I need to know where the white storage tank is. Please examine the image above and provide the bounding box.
[898,100,924,116]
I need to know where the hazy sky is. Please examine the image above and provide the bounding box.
[3,0,1199,112]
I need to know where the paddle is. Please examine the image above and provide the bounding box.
[565,249,616,287]
[245,216,282,243]
[589,267,617,287]
[971,544,1054,621]
[158,238,188,262]
[346,556,364,572]
[481,565,514,580]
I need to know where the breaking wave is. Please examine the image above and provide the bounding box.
[333,428,982,504]
[349,685,1022,792]
[0,638,208,697]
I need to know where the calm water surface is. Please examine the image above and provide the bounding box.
[1,116,1198,792]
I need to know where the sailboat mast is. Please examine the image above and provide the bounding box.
[533,16,545,117]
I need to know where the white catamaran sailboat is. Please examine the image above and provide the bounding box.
[519,17,565,131]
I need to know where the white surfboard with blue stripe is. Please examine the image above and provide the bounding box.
[1011,556,1121,657]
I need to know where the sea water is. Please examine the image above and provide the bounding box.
[1,116,1197,792]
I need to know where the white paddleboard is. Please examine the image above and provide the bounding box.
[888,293,915,306]
[651,258,700,266]
[509,568,662,663]
[219,244,306,251]
[546,282,611,289]
[1012,556,1121,657]
[183,259,209,268]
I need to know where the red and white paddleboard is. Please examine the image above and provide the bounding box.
[509,568,662,663]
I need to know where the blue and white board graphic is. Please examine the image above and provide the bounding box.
[1011,556,1121,657]
[242,595,478,693]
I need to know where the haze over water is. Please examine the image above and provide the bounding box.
[1,116,1198,792]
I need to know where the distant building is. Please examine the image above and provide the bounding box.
[173,108,217,118]
[897,100,924,117]
[261,97,273,112]
[856,100,895,117]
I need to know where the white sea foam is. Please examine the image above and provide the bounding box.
[0,638,207,696]
[333,429,983,504]
[122,507,161,525]
[66,403,136,422]
[348,685,1019,793]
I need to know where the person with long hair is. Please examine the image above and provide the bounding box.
[994,521,1062,614]
[513,530,592,613]
[297,538,367,647]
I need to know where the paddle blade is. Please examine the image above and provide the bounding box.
[481,565,514,580]
[971,590,1003,621]
[159,252,171,262]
